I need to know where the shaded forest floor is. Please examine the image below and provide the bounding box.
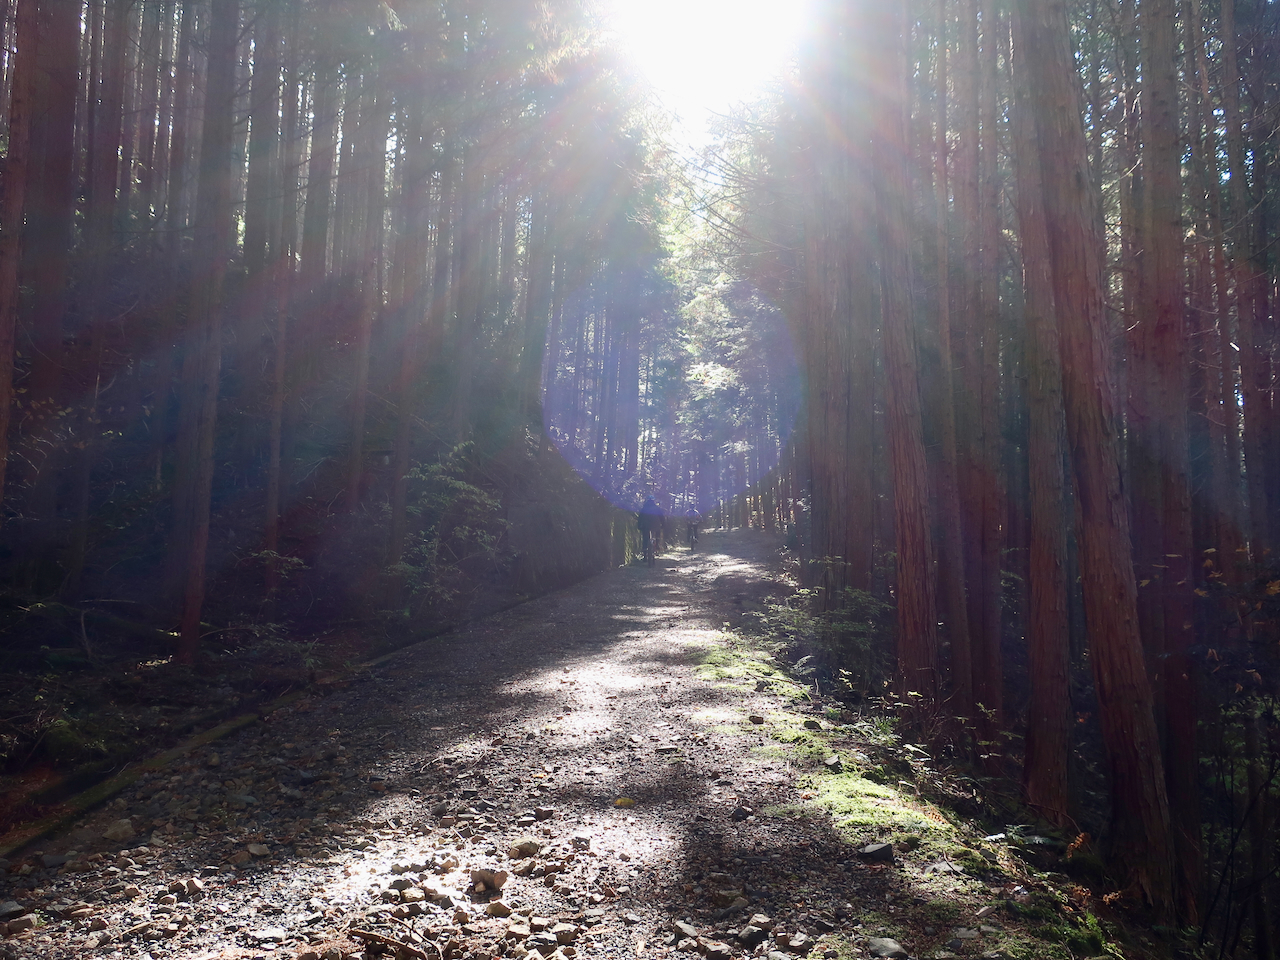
[0,531,1176,959]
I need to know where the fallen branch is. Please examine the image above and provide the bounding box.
[349,927,433,959]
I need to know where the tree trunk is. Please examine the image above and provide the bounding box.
[869,0,938,705]
[173,0,238,663]
[1010,1,1072,828]
[387,99,435,567]
[265,5,301,598]
[950,0,982,735]
[19,0,79,535]
[1138,0,1199,919]
[972,0,1006,760]
[0,0,35,514]
[65,0,128,598]
[925,0,973,731]
[344,82,387,513]
[301,56,337,292]
[795,0,875,605]
[1018,0,1175,917]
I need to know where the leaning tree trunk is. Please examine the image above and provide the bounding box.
[1017,0,1176,918]
[172,0,238,664]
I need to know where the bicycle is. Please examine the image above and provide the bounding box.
[642,529,656,567]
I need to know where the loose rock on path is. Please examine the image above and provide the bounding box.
[0,531,950,960]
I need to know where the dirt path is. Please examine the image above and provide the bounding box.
[0,531,1020,960]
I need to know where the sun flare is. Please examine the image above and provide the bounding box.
[603,0,811,140]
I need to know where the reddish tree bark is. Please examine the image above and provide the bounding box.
[1010,1,1072,828]
[868,0,938,704]
[1017,0,1176,917]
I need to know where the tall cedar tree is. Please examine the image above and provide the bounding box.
[1016,0,1176,916]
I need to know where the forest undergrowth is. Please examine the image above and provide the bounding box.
[0,436,637,835]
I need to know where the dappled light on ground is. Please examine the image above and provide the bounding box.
[0,531,1121,960]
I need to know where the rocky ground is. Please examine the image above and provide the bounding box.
[0,531,1134,960]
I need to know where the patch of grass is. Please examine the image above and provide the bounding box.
[811,935,860,960]
[800,770,944,836]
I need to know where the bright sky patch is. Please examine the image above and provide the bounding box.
[603,0,811,144]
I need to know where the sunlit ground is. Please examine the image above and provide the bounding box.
[602,0,812,147]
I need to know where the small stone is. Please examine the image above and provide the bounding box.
[623,914,642,925]
[487,900,513,917]
[571,834,591,850]
[534,807,556,820]
[254,926,287,942]
[729,806,753,822]
[103,819,135,842]
[975,904,998,919]
[803,719,822,730]
[41,854,69,869]
[247,843,271,857]
[510,838,542,858]
[0,903,25,921]
[122,884,142,898]
[823,755,843,772]
[673,920,699,940]
[859,843,894,863]
[553,923,578,944]
[472,868,509,890]
[979,925,1002,935]
[738,926,769,948]
[868,938,908,959]
[185,877,205,896]
[229,850,251,865]
[748,715,765,724]
[925,861,964,875]
[748,914,774,930]
[6,915,36,933]
[953,928,980,940]
[506,923,532,939]
[207,753,221,768]
[783,932,815,954]
[703,940,733,960]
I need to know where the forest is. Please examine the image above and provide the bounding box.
[0,0,1277,953]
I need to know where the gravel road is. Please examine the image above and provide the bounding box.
[0,531,915,960]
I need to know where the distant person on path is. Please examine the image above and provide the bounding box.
[685,505,701,547]
[638,495,664,565]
